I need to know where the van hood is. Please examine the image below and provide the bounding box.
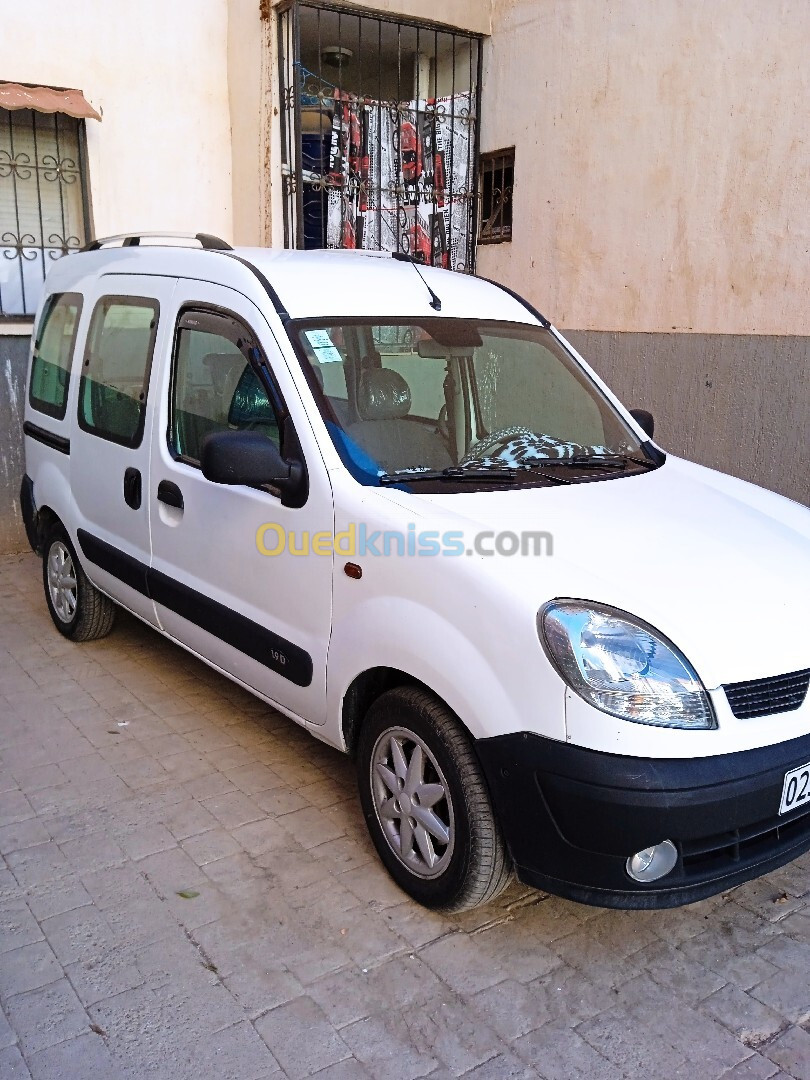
[391,457,810,689]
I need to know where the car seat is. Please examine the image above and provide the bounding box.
[345,369,452,472]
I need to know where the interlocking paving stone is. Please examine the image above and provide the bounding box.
[0,903,44,954]
[762,1025,810,1080]
[513,1020,619,1080]
[0,818,51,855]
[338,1011,438,1080]
[0,941,63,999]
[0,790,36,828]
[3,978,89,1056]
[0,1003,19,1049]
[0,1043,32,1078]
[703,984,788,1049]
[718,1053,785,1078]
[25,1031,121,1080]
[2,551,810,1079]
[254,996,352,1078]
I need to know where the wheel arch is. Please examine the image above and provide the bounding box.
[341,666,469,758]
[31,502,62,555]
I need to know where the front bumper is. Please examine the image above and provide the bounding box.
[476,730,810,909]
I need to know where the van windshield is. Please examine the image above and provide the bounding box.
[293,319,649,487]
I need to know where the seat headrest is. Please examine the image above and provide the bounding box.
[228,365,275,426]
[357,369,411,421]
[202,352,248,395]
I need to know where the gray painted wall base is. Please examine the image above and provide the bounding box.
[0,335,30,555]
[0,330,807,555]
[563,330,809,509]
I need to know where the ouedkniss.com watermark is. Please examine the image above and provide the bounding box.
[256,523,553,558]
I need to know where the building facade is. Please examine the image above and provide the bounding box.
[1,0,807,551]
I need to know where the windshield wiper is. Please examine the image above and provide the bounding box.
[380,466,571,487]
[380,467,519,485]
[539,454,656,470]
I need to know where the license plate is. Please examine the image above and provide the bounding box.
[779,761,810,815]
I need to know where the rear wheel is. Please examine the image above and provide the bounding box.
[357,686,512,912]
[43,525,116,641]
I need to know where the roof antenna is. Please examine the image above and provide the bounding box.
[392,252,442,311]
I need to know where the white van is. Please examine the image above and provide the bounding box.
[20,233,810,911]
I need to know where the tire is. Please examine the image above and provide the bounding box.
[357,686,512,912]
[42,524,116,641]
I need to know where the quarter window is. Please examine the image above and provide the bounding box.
[29,291,82,418]
[171,309,281,465]
[78,297,158,447]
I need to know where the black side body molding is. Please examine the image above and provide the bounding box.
[77,530,150,596]
[148,569,313,687]
[23,421,70,455]
[75,530,312,687]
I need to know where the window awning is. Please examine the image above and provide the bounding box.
[0,82,101,121]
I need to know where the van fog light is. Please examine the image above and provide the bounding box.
[626,840,678,883]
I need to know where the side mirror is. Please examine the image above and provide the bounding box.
[200,430,303,495]
[629,408,655,439]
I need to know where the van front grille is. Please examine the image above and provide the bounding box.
[723,668,810,719]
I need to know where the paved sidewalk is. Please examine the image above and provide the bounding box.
[1,551,809,1080]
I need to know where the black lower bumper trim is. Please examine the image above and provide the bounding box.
[476,730,810,908]
[515,827,810,909]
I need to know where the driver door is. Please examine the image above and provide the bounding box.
[148,280,334,722]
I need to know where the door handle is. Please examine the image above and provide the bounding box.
[123,467,142,510]
[157,480,184,510]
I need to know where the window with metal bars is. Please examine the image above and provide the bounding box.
[0,105,91,318]
[277,1,483,273]
[479,148,514,245]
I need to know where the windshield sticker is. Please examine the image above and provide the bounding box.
[304,329,343,364]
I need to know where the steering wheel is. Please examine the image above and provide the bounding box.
[461,426,538,465]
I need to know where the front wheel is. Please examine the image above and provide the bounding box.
[357,687,512,912]
[43,525,116,641]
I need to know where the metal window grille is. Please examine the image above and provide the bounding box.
[479,147,514,245]
[0,106,91,318]
[278,1,483,273]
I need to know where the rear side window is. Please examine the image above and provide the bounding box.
[78,296,159,447]
[29,293,83,419]
[170,307,281,465]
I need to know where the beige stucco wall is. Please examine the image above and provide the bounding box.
[477,0,810,336]
[334,0,491,35]
[3,0,234,244]
[229,0,268,246]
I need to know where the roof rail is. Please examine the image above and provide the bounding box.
[82,232,233,252]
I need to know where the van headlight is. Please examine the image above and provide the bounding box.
[539,601,716,729]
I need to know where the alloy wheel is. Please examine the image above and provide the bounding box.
[47,541,78,624]
[370,725,455,879]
